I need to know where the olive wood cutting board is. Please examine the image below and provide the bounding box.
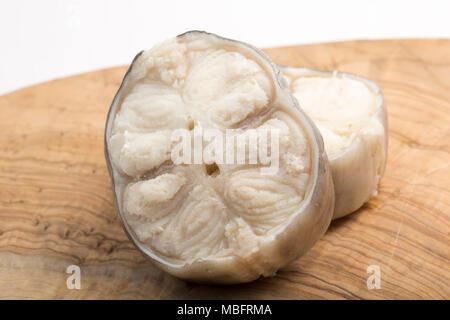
[0,39,448,299]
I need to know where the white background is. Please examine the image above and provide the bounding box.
[1,0,449,95]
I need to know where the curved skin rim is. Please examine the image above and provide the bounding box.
[104,32,334,283]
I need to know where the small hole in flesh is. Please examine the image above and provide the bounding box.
[187,119,195,131]
[205,163,219,176]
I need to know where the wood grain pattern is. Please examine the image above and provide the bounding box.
[0,39,449,299]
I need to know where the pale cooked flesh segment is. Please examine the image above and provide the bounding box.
[289,75,381,157]
[183,50,272,127]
